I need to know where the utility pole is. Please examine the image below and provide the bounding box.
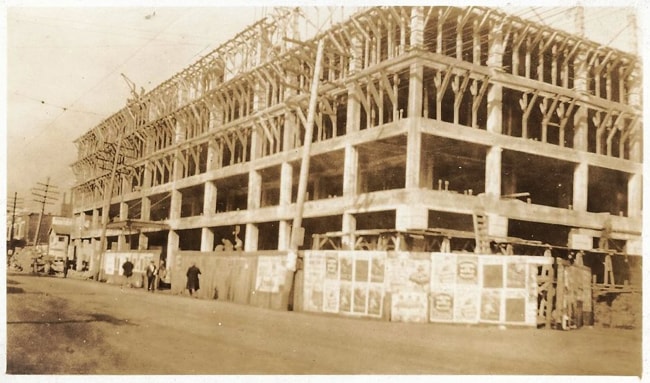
[32,178,59,248]
[7,192,23,255]
[93,73,141,281]
[288,39,325,269]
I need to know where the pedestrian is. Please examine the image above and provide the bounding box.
[186,262,201,297]
[157,260,167,290]
[63,255,69,278]
[122,258,134,288]
[146,260,157,292]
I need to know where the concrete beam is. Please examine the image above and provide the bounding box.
[418,118,641,174]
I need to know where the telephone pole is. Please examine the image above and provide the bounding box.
[7,192,23,254]
[93,73,142,281]
[32,177,59,248]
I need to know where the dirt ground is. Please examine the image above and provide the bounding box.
[5,272,643,376]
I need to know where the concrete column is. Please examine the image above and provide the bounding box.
[626,66,642,219]
[628,172,642,218]
[343,144,359,196]
[118,200,129,251]
[245,224,259,251]
[407,7,424,119]
[486,32,503,134]
[92,209,100,230]
[140,197,151,221]
[396,205,428,231]
[167,230,180,290]
[201,227,214,252]
[138,232,148,250]
[248,170,262,210]
[407,10,424,115]
[206,139,221,171]
[346,35,362,135]
[573,49,589,152]
[278,162,293,251]
[485,146,502,197]
[405,120,423,188]
[169,189,182,220]
[278,220,292,251]
[422,155,434,190]
[280,162,293,205]
[342,212,357,250]
[203,181,217,216]
[245,170,262,252]
[143,161,153,189]
[628,68,642,163]
[90,237,100,274]
[573,162,589,212]
[119,202,128,220]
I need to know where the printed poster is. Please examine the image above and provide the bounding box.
[480,289,502,322]
[325,253,339,279]
[104,253,116,275]
[506,261,526,288]
[456,255,479,285]
[367,285,383,317]
[339,282,352,313]
[429,288,455,322]
[323,279,340,313]
[302,252,326,312]
[391,292,428,323]
[430,253,456,289]
[504,290,527,323]
[339,254,353,281]
[387,255,430,293]
[255,256,286,293]
[353,286,368,314]
[370,255,385,284]
[454,286,480,323]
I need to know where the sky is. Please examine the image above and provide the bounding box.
[3,1,645,214]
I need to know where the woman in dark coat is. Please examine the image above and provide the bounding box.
[186,263,201,296]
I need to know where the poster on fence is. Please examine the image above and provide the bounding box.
[303,252,326,312]
[104,253,116,276]
[504,289,527,323]
[454,286,480,322]
[480,289,502,322]
[323,279,340,313]
[429,288,454,322]
[255,256,286,293]
[391,292,428,323]
[339,282,352,313]
[430,253,456,289]
[387,253,430,293]
[456,255,479,285]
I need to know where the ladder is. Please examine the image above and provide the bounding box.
[472,212,491,254]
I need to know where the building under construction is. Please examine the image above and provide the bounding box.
[70,7,642,326]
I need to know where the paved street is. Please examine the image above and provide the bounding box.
[6,273,642,375]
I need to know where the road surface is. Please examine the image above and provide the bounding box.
[5,273,642,375]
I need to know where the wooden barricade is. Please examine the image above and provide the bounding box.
[172,251,292,310]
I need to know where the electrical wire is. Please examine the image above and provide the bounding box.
[20,8,195,148]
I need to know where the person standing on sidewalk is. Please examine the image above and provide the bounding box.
[186,263,201,297]
[146,260,157,292]
[122,258,134,288]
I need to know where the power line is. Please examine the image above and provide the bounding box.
[20,9,195,148]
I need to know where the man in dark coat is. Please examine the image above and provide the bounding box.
[122,258,134,288]
[186,263,201,297]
